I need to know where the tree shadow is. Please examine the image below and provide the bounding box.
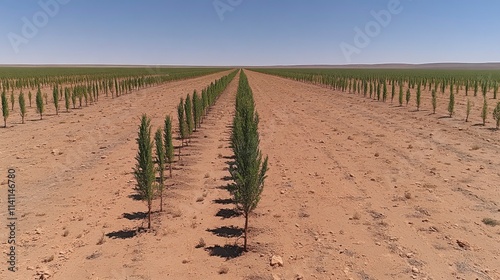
[216,208,241,219]
[217,183,234,191]
[106,229,137,239]
[123,212,147,220]
[205,245,243,259]
[213,198,234,205]
[438,115,452,119]
[128,194,143,201]
[221,175,233,182]
[207,226,243,238]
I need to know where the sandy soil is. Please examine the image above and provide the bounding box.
[1,69,499,280]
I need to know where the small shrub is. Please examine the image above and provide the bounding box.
[482,218,499,227]
[42,255,54,263]
[96,233,106,245]
[195,238,206,248]
[218,266,229,275]
[404,191,412,200]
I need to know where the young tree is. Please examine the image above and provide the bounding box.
[466,99,472,122]
[28,91,32,107]
[376,82,381,101]
[71,88,77,109]
[431,90,437,114]
[36,87,44,120]
[231,72,269,252]
[382,82,388,102]
[10,91,15,111]
[192,91,200,131]
[64,87,70,112]
[154,128,166,212]
[398,83,403,106]
[202,89,209,117]
[391,82,396,103]
[177,98,187,148]
[493,102,500,130]
[184,94,194,139]
[19,92,26,124]
[405,89,411,106]
[133,114,156,229]
[448,90,455,117]
[481,97,488,126]
[1,90,9,127]
[53,85,59,115]
[416,84,421,111]
[164,115,175,178]
[493,81,498,99]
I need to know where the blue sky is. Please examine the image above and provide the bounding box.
[0,0,499,66]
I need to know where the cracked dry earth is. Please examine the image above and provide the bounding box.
[1,69,499,280]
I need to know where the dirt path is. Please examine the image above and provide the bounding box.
[242,70,500,280]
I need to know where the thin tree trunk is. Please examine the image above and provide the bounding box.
[244,213,249,252]
[160,178,164,212]
[169,163,172,178]
[148,203,152,229]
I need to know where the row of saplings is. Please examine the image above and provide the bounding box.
[0,75,189,128]
[132,70,238,229]
[333,78,500,129]
[132,70,268,252]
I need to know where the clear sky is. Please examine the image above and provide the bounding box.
[0,0,499,66]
